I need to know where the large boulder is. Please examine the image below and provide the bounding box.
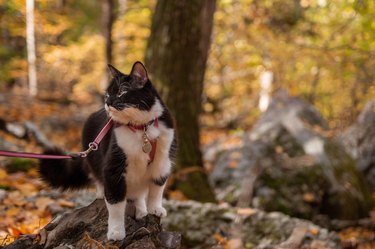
[341,99,375,190]
[209,91,373,221]
[163,200,340,249]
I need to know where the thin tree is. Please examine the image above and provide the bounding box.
[145,0,217,202]
[100,0,116,89]
[26,0,37,96]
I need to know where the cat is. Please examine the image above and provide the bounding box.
[39,61,177,241]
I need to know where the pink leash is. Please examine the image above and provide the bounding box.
[0,118,114,160]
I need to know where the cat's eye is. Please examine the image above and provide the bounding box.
[117,90,127,98]
[104,93,109,99]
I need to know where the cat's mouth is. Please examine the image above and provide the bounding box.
[105,104,146,125]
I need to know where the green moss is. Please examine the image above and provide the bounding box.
[256,163,329,219]
[175,171,216,203]
[0,185,13,191]
[5,158,36,173]
[321,141,374,219]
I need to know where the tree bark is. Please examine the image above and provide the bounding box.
[26,0,37,96]
[145,0,216,202]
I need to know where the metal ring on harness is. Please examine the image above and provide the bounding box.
[89,142,99,151]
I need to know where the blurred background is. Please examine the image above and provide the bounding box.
[1,0,375,248]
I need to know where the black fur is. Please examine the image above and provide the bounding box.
[39,148,90,189]
[152,174,170,186]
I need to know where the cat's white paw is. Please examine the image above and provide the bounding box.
[148,206,167,217]
[107,227,126,241]
[135,208,148,220]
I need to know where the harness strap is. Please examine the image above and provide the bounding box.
[0,150,73,159]
[0,118,114,160]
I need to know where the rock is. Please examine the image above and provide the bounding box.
[341,98,375,190]
[209,90,373,220]
[3,199,181,249]
[0,189,7,201]
[162,200,341,249]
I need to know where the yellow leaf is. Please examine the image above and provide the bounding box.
[228,238,243,249]
[8,227,22,238]
[310,228,319,236]
[168,190,189,201]
[303,193,316,202]
[57,199,75,208]
[0,169,7,179]
[35,197,54,211]
[237,208,257,216]
[14,182,37,195]
[6,207,20,217]
[213,232,227,244]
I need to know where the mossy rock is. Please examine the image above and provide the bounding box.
[210,91,373,221]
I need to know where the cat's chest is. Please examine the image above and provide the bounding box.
[114,125,160,160]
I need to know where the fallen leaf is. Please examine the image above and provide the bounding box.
[228,238,243,249]
[6,207,20,217]
[0,169,8,179]
[57,199,75,208]
[228,160,238,169]
[13,182,37,195]
[8,227,22,239]
[310,228,319,236]
[168,190,189,201]
[303,193,316,202]
[237,207,257,216]
[213,232,229,248]
[35,197,54,211]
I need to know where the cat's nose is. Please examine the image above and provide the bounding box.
[106,98,113,107]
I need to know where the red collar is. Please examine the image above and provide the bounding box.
[127,118,159,132]
[114,118,159,131]
[114,118,159,164]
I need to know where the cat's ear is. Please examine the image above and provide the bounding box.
[107,64,123,77]
[130,61,148,88]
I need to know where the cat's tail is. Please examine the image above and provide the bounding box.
[39,148,90,190]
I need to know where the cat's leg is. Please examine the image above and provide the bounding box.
[134,193,148,219]
[103,147,127,241]
[147,128,175,217]
[105,199,126,241]
[95,181,104,199]
[126,184,148,219]
[147,181,168,217]
[147,158,171,217]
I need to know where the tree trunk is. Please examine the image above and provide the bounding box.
[145,0,216,202]
[101,0,116,89]
[26,0,37,96]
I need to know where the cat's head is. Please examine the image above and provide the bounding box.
[104,62,163,125]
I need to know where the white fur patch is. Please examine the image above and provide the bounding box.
[105,199,126,240]
[106,99,164,125]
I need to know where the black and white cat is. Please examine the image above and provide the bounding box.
[40,61,176,241]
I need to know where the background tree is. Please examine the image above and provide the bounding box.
[26,0,37,96]
[145,0,217,202]
[100,0,116,89]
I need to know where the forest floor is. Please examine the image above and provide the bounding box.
[0,96,375,248]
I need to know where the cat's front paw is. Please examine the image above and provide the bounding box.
[135,208,148,220]
[148,206,167,217]
[107,226,126,241]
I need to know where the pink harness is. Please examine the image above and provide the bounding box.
[0,118,158,163]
